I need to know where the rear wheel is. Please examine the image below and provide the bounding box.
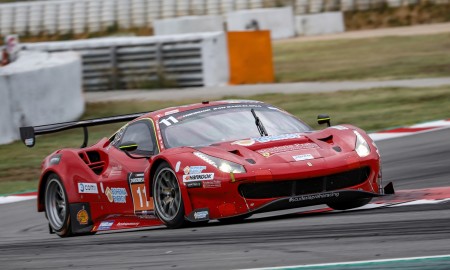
[327,198,372,210]
[45,174,72,237]
[153,163,185,229]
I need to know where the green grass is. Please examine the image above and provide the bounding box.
[1,86,450,195]
[274,33,450,82]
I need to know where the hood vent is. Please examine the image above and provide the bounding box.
[318,135,333,144]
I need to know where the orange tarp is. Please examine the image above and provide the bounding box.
[227,31,274,85]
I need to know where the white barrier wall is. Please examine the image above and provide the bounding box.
[226,7,295,40]
[154,16,224,36]
[0,51,84,145]
[295,12,345,36]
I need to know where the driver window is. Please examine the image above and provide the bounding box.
[120,121,155,155]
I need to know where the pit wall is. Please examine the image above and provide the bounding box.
[154,15,225,36]
[295,12,345,36]
[153,8,344,39]
[0,51,84,145]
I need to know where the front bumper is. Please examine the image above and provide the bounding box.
[251,182,394,214]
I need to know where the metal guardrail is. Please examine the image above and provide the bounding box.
[24,37,207,91]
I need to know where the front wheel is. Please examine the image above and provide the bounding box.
[152,163,185,229]
[327,198,372,210]
[45,174,72,237]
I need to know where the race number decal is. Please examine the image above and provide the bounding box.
[128,172,154,214]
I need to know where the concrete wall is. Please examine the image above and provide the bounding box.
[0,51,84,145]
[154,15,224,36]
[226,7,295,40]
[295,12,345,36]
[201,31,229,87]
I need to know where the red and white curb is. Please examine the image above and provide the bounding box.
[369,119,450,141]
[0,192,37,205]
[1,119,449,205]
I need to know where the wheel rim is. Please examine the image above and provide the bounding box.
[45,179,67,230]
[154,168,181,221]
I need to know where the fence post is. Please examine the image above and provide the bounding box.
[110,46,118,90]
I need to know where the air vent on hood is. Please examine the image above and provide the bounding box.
[318,135,333,144]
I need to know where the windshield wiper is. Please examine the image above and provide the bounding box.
[251,109,268,137]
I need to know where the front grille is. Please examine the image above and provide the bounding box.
[239,167,371,199]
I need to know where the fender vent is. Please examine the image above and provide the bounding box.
[79,151,106,175]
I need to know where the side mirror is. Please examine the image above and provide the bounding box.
[317,114,331,127]
[119,141,138,152]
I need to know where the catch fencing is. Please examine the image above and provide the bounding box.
[1,0,449,36]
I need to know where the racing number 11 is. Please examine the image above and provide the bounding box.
[129,173,154,213]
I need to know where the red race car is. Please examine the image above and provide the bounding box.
[20,100,394,237]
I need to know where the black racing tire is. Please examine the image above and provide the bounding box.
[45,174,73,238]
[152,162,186,229]
[327,197,372,211]
[218,213,253,224]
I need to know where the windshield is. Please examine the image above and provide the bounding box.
[159,103,311,148]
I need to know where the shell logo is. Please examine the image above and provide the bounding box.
[77,209,89,225]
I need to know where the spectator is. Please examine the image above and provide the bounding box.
[1,48,10,66]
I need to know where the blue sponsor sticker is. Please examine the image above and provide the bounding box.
[254,133,302,143]
[98,220,114,231]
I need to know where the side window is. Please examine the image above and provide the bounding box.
[119,121,156,155]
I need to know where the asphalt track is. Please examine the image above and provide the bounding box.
[1,128,450,269]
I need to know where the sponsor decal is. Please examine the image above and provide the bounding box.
[289,192,340,203]
[254,133,303,143]
[164,109,179,116]
[203,180,222,189]
[49,154,61,165]
[105,187,127,203]
[175,161,181,172]
[193,210,209,220]
[128,172,145,184]
[116,222,140,227]
[25,138,34,147]
[183,173,214,182]
[186,181,202,188]
[76,208,89,225]
[98,221,114,231]
[292,154,314,161]
[257,143,319,156]
[109,164,123,177]
[78,183,98,194]
[128,172,153,213]
[331,125,348,130]
[232,139,256,146]
[183,166,206,175]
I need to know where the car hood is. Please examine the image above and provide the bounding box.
[196,126,359,165]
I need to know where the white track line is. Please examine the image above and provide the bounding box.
[0,195,37,205]
[241,254,450,270]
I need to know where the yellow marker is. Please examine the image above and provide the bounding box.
[230,172,236,183]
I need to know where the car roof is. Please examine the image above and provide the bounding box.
[135,100,267,121]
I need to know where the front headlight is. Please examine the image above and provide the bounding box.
[353,130,371,157]
[193,152,246,173]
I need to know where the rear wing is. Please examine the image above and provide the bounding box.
[20,112,150,148]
